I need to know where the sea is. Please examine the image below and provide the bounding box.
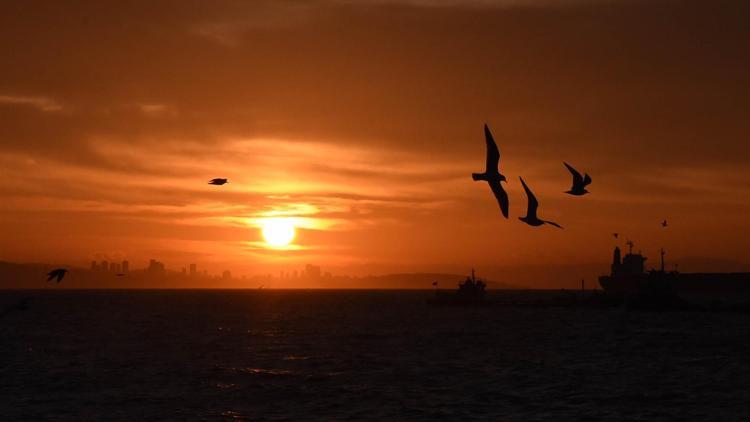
[2,289,750,421]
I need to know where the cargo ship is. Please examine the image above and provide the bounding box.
[599,242,750,309]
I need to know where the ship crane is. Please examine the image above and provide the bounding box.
[626,240,634,254]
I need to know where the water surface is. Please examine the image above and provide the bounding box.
[2,290,749,420]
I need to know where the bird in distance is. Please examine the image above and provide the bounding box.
[613,233,619,239]
[46,268,68,283]
[518,177,563,229]
[209,178,228,185]
[563,162,591,196]
[662,219,668,227]
[472,124,509,218]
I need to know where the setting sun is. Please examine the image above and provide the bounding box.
[261,219,296,248]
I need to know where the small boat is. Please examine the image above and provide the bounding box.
[427,269,488,306]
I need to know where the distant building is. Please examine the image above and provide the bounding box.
[122,260,129,273]
[91,261,99,271]
[189,263,197,276]
[101,260,109,272]
[305,264,321,280]
[222,270,231,280]
[148,259,166,276]
[181,267,186,275]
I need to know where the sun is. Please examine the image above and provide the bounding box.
[261,218,296,248]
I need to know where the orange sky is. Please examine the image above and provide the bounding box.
[1,0,749,287]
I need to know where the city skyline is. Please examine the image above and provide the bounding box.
[67,257,331,282]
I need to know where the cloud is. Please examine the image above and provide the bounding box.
[191,2,320,45]
[0,95,63,112]
[189,0,602,46]
[338,0,609,7]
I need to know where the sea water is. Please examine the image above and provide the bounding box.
[2,290,750,420]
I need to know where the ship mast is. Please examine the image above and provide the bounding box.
[626,240,634,255]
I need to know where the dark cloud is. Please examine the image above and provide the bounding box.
[2,0,748,156]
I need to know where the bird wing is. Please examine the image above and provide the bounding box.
[487,179,509,218]
[583,173,592,187]
[563,162,583,186]
[484,124,500,173]
[519,177,538,219]
[544,220,563,229]
[46,271,56,281]
[57,272,65,282]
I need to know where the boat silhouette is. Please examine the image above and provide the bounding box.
[427,269,487,306]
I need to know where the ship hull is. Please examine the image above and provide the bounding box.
[671,273,750,308]
[600,272,750,308]
[598,274,649,297]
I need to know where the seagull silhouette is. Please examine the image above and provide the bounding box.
[208,178,228,185]
[518,177,562,229]
[662,219,668,227]
[563,162,591,196]
[472,124,508,218]
[46,268,68,283]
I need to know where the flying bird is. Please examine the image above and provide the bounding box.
[518,177,563,229]
[613,233,619,239]
[563,162,591,196]
[46,268,68,283]
[208,178,228,185]
[472,124,509,218]
[116,273,127,277]
[662,219,668,227]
